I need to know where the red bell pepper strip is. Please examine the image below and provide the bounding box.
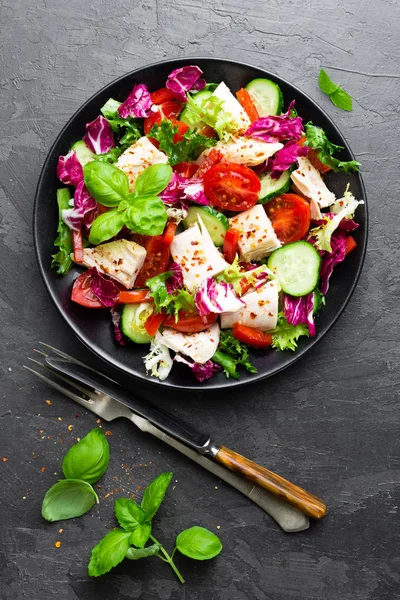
[144,311,165,336]
[345,235,357,257]
[236,88,260,123]
[223,228,240,264]
[72,229,84,264]
[162,221,178,246]
[232,322,273,348]
[118,290,151,304]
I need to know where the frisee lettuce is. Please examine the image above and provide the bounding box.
[304,122,360,173]
[148,120,216,165]
[212,330,257,379]
[146,271,195,320]
[271,312,309,352]
[51,188,73,275]
[186,94,237,140]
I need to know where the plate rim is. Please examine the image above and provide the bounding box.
[33,56,368,391]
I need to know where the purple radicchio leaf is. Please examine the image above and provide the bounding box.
[118,84,153,119]
[165,262,184,293]
[166,65,206,102]
[194,277,245,316]
[57,150,83,186]
[245,100,304,142]
[159,173,208,208]
[282,292,316,337]
[83,116,115,154]
[267,141,309,179]
[88,267,120,307]
[319,230,347,295]
[61,182,98,231]
[110,307,128,346]
[174,354,221,382]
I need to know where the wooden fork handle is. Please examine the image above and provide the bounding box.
[215,445,326,520]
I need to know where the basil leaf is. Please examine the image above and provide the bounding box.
[115,498,147,531]
[88,529,131,577]
[126,543,161,560]
[134,164,172,197]
[176,526,222,560]
[89,209,125,245]
[330,87,353,111]
[318,69,338,95]
[42,479,98,522]
[141,472,173,520]
[51,188,73,275]
[84,161,129,206]
[130,522,152,549]
[124,196,167,236]
[62,428,110,484]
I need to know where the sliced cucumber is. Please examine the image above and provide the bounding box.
[258,170,291,203]
[183,206,229,246]
[71,140,95,166]
[245,78,283,116]
[180,89,213,129]
[268,241,321,297]
[120,302,154,344]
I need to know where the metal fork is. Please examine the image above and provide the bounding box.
[24,342,310,532]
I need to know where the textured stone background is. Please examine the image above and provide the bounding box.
[1,1,399,599]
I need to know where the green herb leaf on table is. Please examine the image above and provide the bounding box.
[318,68,353,111]
[126,543,161,561]
[123,196,168,236]
[141,472,173,520]
[42,479,99,522]
[176,526,223,560]
[62,428,110,484]
[149,120,217,165]
[88,529,132,577]
[330,87,353,111]
[89,209,125,245]
[115,498,148,531]
[130,522,152,549]
[318,69,338,95]
[134,163,173,197]
[304,122,361,173]
[51,188,73,275]
[271,312,309,352]
[83,161,129,206]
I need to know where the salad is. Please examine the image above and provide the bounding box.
[52,64,363,383]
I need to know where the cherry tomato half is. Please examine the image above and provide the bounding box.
[263,193,311,244]
[134,236,170,287]
[150,87,179,104]
[173,161,199,178]
[143,100,183,135]
[232,322,273,348]
[163,311,218,333]
[203,163,261,211]
[169,118,189,143]
[71,271,104,308]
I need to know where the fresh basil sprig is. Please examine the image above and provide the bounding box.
[318,69,353,111]
[88,472,222,583]
[84,162,171,245]
[41,428,110,522]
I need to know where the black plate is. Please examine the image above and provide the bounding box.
[34,58,368,390]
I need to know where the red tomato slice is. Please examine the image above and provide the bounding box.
[71,272,105,309]
[170,118,189,142]
[163,311,218,333]
[173,161,199,178]
[203,163,261,211]
[144,311,165,336]
[263,193,311,244]
[223,228,240,264]
[232,322,273,348]
[118,289,151,304]
[150,87,179,104]
[143,100,183,135]
[134,236,170,287]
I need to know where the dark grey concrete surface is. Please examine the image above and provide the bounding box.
[1,1,399,598]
